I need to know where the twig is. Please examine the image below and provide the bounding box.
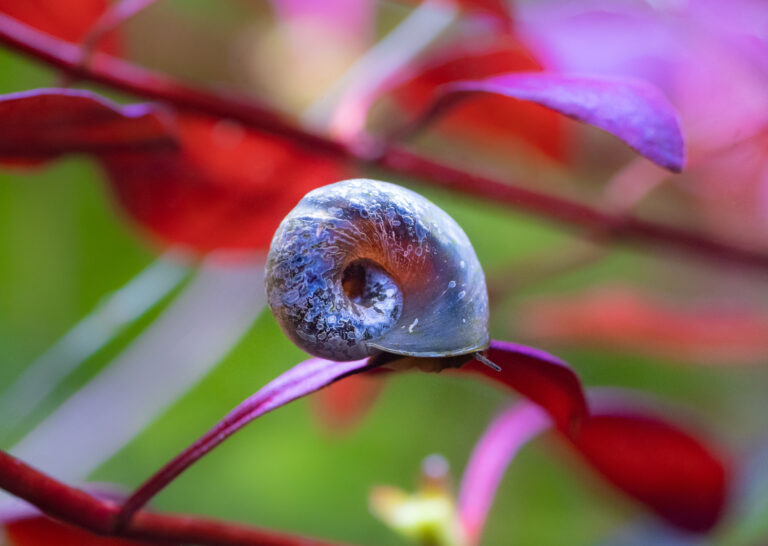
[0,450,340,546]
[0,14,767,273]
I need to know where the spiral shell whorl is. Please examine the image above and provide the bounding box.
[266,179,489,361]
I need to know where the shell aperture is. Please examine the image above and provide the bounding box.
[265,179,489,362]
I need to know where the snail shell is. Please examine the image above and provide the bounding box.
[265,178,489,362]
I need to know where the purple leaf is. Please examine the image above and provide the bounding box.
[0,88,177,163]
[458,403,550,545]
[457,340,589,432]
[413,72,686,172]
[116,357,373,526]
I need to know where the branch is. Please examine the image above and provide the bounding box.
[0,450,342,546]
[0,13,767,272]
[375,148,768,270]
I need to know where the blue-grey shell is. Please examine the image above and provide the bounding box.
[265,179,489,361]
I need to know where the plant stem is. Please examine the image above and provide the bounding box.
[0,450,339,546]
[0,13,767,272]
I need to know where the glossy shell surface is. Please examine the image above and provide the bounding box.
[265,179,489,361]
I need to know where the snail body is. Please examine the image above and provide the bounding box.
[265,179,489,363]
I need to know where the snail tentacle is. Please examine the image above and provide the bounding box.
[474,353,502,372]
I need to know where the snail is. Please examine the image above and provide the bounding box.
[265,179,498,371]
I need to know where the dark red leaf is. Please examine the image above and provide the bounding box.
[101,114,352,252]
[389,33,567,161]
[571,411,728,532]
[0,0,119,52]
[5,515,150,546]
[457,339,588,432]
[425,72,686,171]
[0,89,177,164]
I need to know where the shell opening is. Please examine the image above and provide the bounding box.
[341,260,369,302]
[340,259,402,327]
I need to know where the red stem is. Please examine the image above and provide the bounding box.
[376,148,768,269]
[0,13,766,271]
[0,450,341,546]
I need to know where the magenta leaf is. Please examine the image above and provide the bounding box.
[571,410,728,532]
[0,88,177,163]
[117,357,373,527]
[458,340,589,432]
[414,72,686,172]
[458,403,550,545]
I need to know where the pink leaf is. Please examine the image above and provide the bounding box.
[458,403,550,545]
[0,89,176,164]
[457,340,588,432]
[415,72,686,172]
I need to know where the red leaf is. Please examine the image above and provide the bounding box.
[571,411,728,532]
[0,0,118,52]
[0,89,177,165]
[5,515,150,546]
[101,114,352,252]
[518,287,768,365]
[390,33,566,161]
[457,340,588,432]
